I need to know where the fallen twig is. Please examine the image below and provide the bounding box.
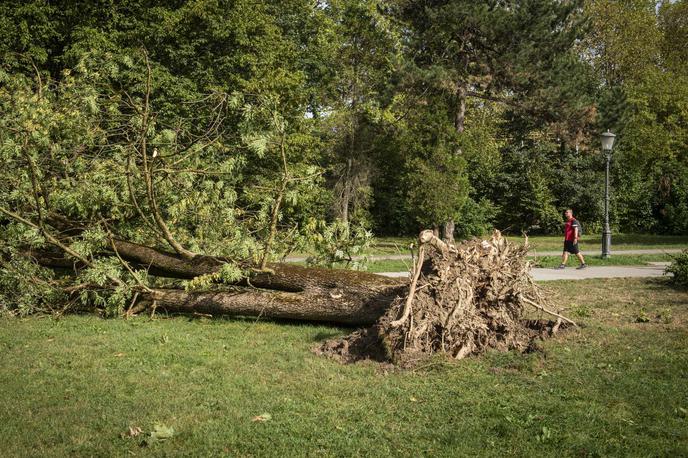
[520,295,577,327]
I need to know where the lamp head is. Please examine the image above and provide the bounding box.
[601,130,616,151]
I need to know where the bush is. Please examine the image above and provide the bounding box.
[666,249,688,287]
[455,197,497,239]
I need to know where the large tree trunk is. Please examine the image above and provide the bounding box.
[30,239,405,324]
[110,239,402,293]
[146,282,400,325]
[440,82,468,245]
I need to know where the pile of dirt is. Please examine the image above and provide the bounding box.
[317,230,575,366]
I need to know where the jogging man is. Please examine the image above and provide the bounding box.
[556,209,586,269]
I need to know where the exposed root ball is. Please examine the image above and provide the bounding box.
[318,230,574,366]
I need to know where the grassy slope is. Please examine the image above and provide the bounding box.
[1,278,687,457]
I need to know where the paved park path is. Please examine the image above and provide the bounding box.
[378,262,672,282]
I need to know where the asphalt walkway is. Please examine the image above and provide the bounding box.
[285,248,681,281]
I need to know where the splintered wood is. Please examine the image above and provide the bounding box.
[317,229,575,366]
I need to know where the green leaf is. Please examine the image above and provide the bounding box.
[243,133,269,157]
[85,95,98,114]
[147,423,175,444]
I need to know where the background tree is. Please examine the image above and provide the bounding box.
[390,0,593,241]
[313,0,402,228]
[586,0,688,234]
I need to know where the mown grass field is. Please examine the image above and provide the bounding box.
[1,278,687,457]
[365,253,673,273]
[372,234,688,255]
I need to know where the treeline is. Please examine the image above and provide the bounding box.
[1,0,687,246]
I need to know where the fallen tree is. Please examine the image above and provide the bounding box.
[21,235,404,325]
[14,221,575,364]
[0,61,574,363]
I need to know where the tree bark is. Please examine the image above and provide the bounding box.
[440,82,468,245]
[27,238,405,324]
[454,83,467,135]
[108,239,401,292]
[341,157,352,225]
[146,280,401,325]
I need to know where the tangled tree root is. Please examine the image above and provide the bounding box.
[317,230,576,366]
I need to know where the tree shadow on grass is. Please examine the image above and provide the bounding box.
[642,277,687,293]
[311,330,347,342]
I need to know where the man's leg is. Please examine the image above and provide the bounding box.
[560,251,569,266]
[575,253,585,265]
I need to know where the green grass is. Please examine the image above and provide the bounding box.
[518,233,688,252]
[284,234,687,259]
[1,278,687,456]
[530,254,672,268]
[372,234,688,255]
[366,254,672,273]
[366,258,415,273]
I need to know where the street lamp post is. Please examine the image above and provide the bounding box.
[601,130,616,259]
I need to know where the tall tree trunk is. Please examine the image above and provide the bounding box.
[454,84,467,135]
[341,157,353,224]
[441,83,468,244]
[338,74,358,226]
[261,133,289,269]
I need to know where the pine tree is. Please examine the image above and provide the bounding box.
[392,0,593,241]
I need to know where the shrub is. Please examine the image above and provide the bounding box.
[666,249,688,287]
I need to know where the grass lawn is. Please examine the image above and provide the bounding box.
[519,234,688,252]
[283,234,686,260]
[1,278,687,457]
[372,234,688,255]
[366,254,673,273]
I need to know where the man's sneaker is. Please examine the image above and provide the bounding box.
[576,263,587,270]
[555,264,566,270]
